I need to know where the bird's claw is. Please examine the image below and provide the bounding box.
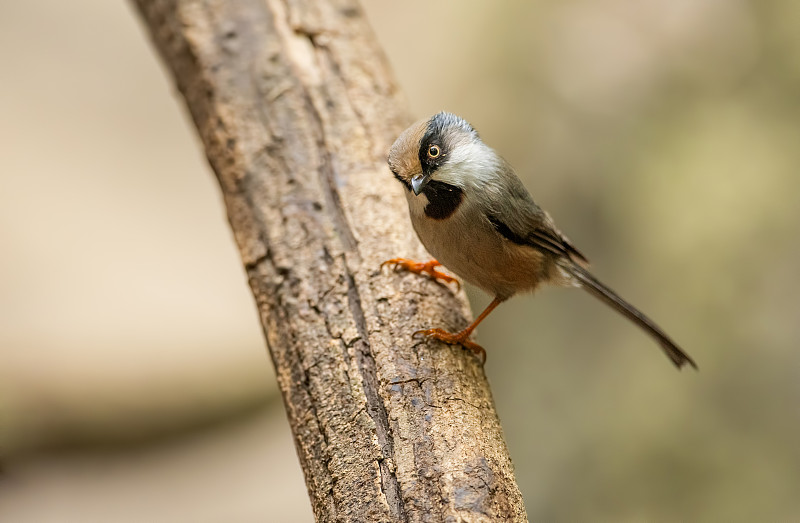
[413,327,486,364]
[381,258,460,290]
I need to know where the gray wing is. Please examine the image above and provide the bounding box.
[483,159,589,266]
[482,159,697,369]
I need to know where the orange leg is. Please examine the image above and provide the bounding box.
[381,258,460,290]
[414,297,505,364]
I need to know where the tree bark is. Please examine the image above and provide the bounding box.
[132,1,527,521]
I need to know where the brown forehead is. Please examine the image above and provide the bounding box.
[388,118,428,176]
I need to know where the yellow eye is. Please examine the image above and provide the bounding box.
[428,144,441,158]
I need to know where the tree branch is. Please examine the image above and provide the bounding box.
[132,0,527,521]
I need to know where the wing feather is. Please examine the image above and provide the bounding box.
[484,158,588,266]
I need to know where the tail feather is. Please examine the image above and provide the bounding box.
[564,263,697,370]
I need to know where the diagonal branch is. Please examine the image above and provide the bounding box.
[132,0,527,521]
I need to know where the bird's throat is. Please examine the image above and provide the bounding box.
[420,180,464,220]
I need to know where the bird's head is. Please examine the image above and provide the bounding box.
[388,112,484,195]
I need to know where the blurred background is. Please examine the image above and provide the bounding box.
[1,0,798,521]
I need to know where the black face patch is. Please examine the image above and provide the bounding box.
[422,180,463,220]
[418,113,477,172]
[419,112,468,176]
[419,134,448,177]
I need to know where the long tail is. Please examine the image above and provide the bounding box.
[564,263,697,370]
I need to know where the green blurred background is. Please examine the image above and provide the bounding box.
[1,1,798,521]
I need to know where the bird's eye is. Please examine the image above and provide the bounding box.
[428,144,441,158]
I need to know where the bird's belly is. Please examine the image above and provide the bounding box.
[409,202,548,299]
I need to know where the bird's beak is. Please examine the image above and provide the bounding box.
[411,173,430,195]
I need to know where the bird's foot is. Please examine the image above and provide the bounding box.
[413,327,486,364]
[381,258,460,290]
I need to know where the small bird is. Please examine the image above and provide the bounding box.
[384,112,696,369]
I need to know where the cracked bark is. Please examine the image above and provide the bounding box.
[132,0,527,521]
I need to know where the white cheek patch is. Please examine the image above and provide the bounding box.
[437,139,499,189]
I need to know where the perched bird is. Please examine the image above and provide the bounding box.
[384,112,696,369]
